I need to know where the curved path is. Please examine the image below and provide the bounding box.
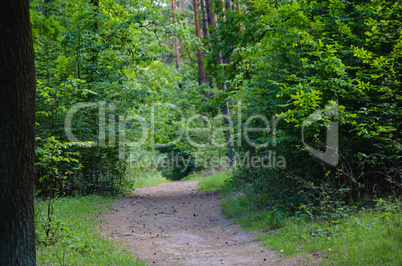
[104,181,304,265]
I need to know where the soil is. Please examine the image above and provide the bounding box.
[104,181,310,265]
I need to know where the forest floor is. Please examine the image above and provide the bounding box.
[104,181,311,265]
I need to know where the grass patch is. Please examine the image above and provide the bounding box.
[219,182,289,231]
[35,195,145,265]
[259,207,402,265]
[219,185,402,265]
[197,171,232,192]
[181,171,208,181]
[128,168,171,190]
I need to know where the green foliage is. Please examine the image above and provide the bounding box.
[35,136,81,198]
[205,0,402,216]
[35,136,82,243]
[220,175,291,230]
[31,0,224,196]
[31,0,186,195]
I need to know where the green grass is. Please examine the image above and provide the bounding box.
[259,209,402,265]
[219,186,402,265]
[35,196,145,265]
[128,168,171,190]
[181,171,207,181]
[197,171,232,192]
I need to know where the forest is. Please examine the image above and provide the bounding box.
[1,0,401,265]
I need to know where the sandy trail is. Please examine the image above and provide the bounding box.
[104,181,303,265]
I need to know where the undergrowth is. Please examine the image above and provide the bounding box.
[182,170,231,191]
[197,171,230,191]
[200,171,402,265]
[128,168,171,190]
[35,195,145,265]
[259,200,402,265]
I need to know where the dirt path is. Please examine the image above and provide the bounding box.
[104,181,303,265]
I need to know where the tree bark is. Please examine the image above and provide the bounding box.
[193,0,205,85]
[200,0,209,38]
[90,0,99,81]
[223,0,231,64]
[225,0,232,12]
[205,0,217,28]
[0,1,37,265]
[201,0,216,89]
[172,0,180,70]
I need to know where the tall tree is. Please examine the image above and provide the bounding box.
[193,0,205,84]
[201,0,215,88]
[217,0,234,168]
[0,1,37,265]
[200,0,209,38]
[223,0,231,65]
[205,0,217,27]
[172,0,180,70]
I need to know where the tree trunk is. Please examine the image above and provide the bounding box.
[193,0,205,85]
[174,39,180,70]
[200,0,215,89]
[237,0,242,32]
[200,0,209,38]
[172,0,180,70]
[215,0,234,168]
[223,0,231,64]
[0,1,37,265]
[225,0,232,12]
[205,0,217,28]
[90,0,99,82]
[178,0,184,54]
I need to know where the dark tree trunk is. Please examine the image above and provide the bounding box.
[200,0,215,89]
[0,1,37,265]
[224,0,232,64]
[174,38,180,70]
[225,0,232,12]
[205,0,217,28]
[200,0,209,38]
[193,0,205,85]
[89,0,99,82]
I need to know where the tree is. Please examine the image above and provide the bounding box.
[0,0,37,265]
[172,0,180,70]
[193,0,205,84]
